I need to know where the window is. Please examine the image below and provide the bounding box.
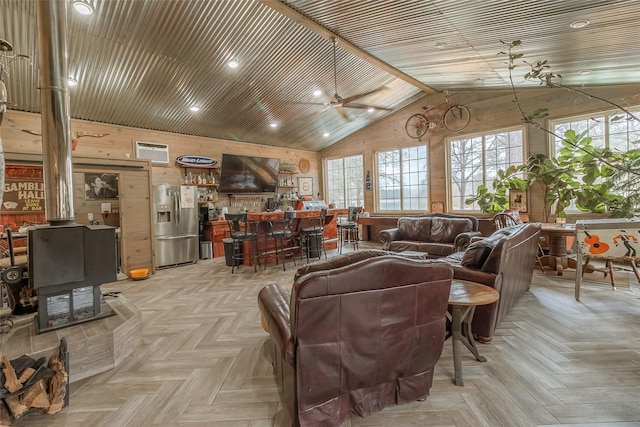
[551,107,640,154]
[325,155,364,208]
[449,128,524,211]
[377,145,428,212]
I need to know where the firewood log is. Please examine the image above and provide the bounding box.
[0,401,11,427]
[17,367,35,384]
[1,356,21,393]
[46,355,67,415]
[20,379,49,409]
[3,395,27,419]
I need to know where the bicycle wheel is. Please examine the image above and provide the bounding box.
[443,105,470,132]
[405,114,429,139]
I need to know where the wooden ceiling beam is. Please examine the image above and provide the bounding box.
[258,0,439,95]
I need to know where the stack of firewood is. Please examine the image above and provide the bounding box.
[0,353,67,423]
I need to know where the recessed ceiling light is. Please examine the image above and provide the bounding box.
[313,89,322,97]
[367,107,375,113]
[435,42,447,50]
[73,1,94,15]
[189,106,200,112]
[578,69,591,76]
[570,19,590,29]
[270,122,278,128]
[323,132,330,137]
[227,59,239,68]
[68,77,78,87]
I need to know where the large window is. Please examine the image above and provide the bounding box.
[551,107,640,154]
[377,145,428,212]
[449,128,524,211]
[325,155,364,208]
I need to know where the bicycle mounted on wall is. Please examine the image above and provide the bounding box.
[405,91,470,138]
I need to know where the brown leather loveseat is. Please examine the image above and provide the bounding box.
[380,213,481,258]
[258,250,453,427]
[438,222,541,343]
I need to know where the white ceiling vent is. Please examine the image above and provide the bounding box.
[135,141,169,164]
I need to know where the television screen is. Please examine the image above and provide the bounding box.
[219,154,280,193]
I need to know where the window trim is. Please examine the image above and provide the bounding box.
[446,125,527,213]
[374,143,430,214]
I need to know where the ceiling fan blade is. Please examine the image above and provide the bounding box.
[335,106,351,121]
[342,102,392,111]
[339,86,388,105]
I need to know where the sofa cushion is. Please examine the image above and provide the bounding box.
[397,217,431,241]
[431,217,474,243]
[461,239,494,268]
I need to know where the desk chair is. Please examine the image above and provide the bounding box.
[337,206,361,254]
[264,211,298,271]
[226,213,260,273]
[299,208,327,261]
[493,211,545,272]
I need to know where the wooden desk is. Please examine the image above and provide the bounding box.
[446,280,499,386]
[358,216,399,241]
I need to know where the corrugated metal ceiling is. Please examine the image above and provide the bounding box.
[1,0,638,152]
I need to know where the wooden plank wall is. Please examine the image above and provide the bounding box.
[321,84,640,222]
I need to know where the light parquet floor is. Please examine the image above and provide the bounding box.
[7,243,640,426]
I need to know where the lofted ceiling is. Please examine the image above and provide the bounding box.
[1,0,639,152]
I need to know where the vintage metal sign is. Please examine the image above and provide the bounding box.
[1,178,45,214]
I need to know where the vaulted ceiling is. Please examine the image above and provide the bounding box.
[1,0,638,152]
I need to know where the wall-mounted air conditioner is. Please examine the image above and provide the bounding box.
[135,141,169,164]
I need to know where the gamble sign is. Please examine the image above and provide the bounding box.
[1,178,46,214]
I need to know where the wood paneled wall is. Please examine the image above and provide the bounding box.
[321,84,640,222]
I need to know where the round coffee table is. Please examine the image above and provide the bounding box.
[447,280,499,386]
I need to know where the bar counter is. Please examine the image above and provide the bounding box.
[203,208,347,264]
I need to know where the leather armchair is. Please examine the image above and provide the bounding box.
[258,251,453,427]
[438,222,541,342]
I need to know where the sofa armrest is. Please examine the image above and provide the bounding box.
[380,227,401,250]
[454,231,482,252]
[258,284,296,365]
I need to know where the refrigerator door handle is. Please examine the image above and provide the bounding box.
[173,191,181,224]
[155,234,198,240]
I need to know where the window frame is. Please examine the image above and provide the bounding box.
[446,125,527,213]
[323,153,364,209]
[374,143,429,214]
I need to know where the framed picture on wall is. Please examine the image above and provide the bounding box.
[298,177,313,196]
[85,173,119,199]
[509,189,527,213]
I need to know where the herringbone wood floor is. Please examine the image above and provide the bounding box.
[8,242,640,426]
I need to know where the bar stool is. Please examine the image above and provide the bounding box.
[299,208,327,261]
[264,211,298,271]
[337,206,361,254]
[225,213,260,273]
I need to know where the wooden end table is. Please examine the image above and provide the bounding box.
[446,280,499,386]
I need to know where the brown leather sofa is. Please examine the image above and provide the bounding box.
[380,213,481,258]
[438,222,541,343]
[258,250,453,427]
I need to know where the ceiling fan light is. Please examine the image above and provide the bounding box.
[367,107,375,113]
[270,122,278,128]
[313,89,322,97]
[73,1,94,15]
[68,77,78,87]
[227,59,239,69]
[323,132,330,137]
[189,106,200,112]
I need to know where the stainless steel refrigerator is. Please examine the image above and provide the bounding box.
[153,184,199,268]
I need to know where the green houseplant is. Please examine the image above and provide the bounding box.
[465,164,527,213]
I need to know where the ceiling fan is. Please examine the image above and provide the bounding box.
[319,37,390,120]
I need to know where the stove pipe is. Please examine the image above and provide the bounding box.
[36,0,74,225]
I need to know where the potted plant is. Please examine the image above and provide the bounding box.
[465,164,528,213]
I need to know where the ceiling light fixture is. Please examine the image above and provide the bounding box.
[73,0,94,15]
[435,42,447,50]
[313,89,322,97]
[270,122,278,128]
[367,107,375,113]
[227,59,239,69]
[189,106,200,112]
[569,19,590,29]
[323,132,330,137]
[68,77,78,87]
[578,69,592,76]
